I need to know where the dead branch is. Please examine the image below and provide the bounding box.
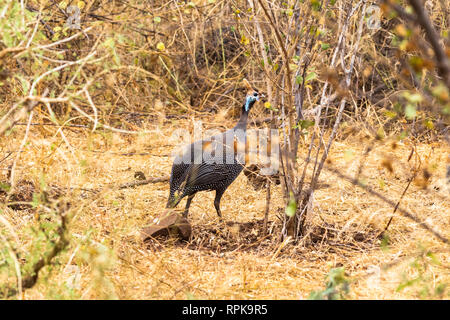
[118,176,170,189]
[383,0,450,88]
[0,209,70,298]
[407,0,450,88]
[0,89,49,136]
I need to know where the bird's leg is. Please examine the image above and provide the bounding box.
[214,190,224,219]
[183,194,195,218]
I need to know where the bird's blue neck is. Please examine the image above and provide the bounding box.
[244,98,252,112]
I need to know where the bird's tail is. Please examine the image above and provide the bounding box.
[166,161,200,209]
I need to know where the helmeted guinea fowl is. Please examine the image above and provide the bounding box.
[166,80,261,218]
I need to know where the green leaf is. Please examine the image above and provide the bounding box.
[396,278,419,292]
[423,119,434,129]
[156,42,165,51]
[289,63,298,72]
[79,159,88,167]
[405,104,417,119]
[384,110,397,119]
[0,182,11,192]
[435,283,447,296]
[311,0,321,11]
[397,130,408,140]
[308,267,349,300]
[431,84,449,102]
[3,32,13,47]
[426,252,440,265]
[295,75,303,85]
[407,93,423,103]
[103,37,115,49]
[305,72,317,83]
[285,192,297,217]
[298,119,315,129]
[321,43,330,50]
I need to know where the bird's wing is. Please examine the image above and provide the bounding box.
[170,141,199,186]
[170,162,188,185]
[185,162,234,189]
[172,134,242,190]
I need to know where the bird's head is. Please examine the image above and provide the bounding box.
[244,91,261,112]
[242,79,263,112]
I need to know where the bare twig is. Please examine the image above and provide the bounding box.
[382,0,450,88]
[263,179,271,235]
[382,168,419,234]
[118,176,170,189]
[0,209,70,298]
[0,89,49,136]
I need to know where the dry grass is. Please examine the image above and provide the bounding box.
[0,0,448,300]
[1,117,448,299]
